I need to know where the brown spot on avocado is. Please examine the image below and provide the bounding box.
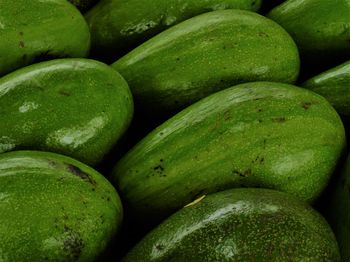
[272,117,286,123]
[19,41,25,48]
[302,102,312,110]
[155,244,164,251]
[63,226,84,261]
[19,31,24,36]
[153,165,164,175]
[59,90,71,96]
[67,164,96,186]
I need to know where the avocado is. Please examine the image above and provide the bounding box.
[112,82,345,225]
[112,9,300,118]
[303,60,350,118]
[0,0,90,77]
[0,59,133,166]
[268,0,350,74]
[124,188,340,261]
[0,150,123,261]
[85,0,262,61]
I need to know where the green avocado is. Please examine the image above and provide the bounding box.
[0,0,90,76]
[268,0,350,71]
[124,188,340,261]
[328,155,350,261]
[112,82,345,224]
[0,59,133,166]
[69,0,99,12]
[303,60,350,118]
[111,10,300,117]
[0,150,123,261]
[85,0,262,60]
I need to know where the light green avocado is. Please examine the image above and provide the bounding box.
[303,60,350,118]
[0,150,123,262]
[268,0,350,69]
[0,0,90,76]
[85,0,262,60]
[112,82,345,224]
[124,188,340,261]
[111,10,300,117]
[0,59,133,166]
[328,155,350,261]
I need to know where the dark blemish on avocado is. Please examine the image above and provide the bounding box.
[302,102,312,110]
[59,90,71,96]
[47,159,58,167]
[19,41,25,48]
[153,165,164,175]
[63,226,84,261]
[176,57,180,61]
[272,117,286,123]
[160,159,164,162]
[155,244,164,251]
[258,119,263,123]
[223,45,226,50]
[107,196,111,202]
[257,109,263,113]
[258,32,269,37]
[223,110,231,121]
[160,132,164,136]
[252,0,256,6]
[260,157,264,163]
[67,164,97,186]
[233,169,251,178]
[19,31,24,36]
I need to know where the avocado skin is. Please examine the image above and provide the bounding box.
[303,60,350,119]
[0,0,90,77]
[124,188,340,262]
[0,59,133,166]
[112,82,345,225]
[85,0,262,61]
[69,0,99,12]
[268,0,350,72]
[0,150,123,262]
[112,10,300,118]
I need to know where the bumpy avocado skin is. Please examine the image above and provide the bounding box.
[86,0,262,60]
[268,0,350,69]
[113,82,345,224]
[303,60,350,118]
[69,0,99,12]
[111,10,300,117]
[0,150,123,262]
[124,188,340,262]
[329,155,350,261]
[0,59,133,166]
[0,0,90,77]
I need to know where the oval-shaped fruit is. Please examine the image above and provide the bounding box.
[268,0,350,70]
[303,60,350,118]
[0,0,90,76]
[0,59,133,166]
[69,0,98,12]
[112,82,345,223]
[124,188,340,262]
[111,10,300,117]
[0,150,123,262]
[86,0,262,60]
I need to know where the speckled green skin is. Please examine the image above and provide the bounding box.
[0,59,133,166]
[112,82,345,223]
[303,60,350,118]
[111,10,300,117]
[0,0,90,77]
[69,0,99,12]
[268,0,350,68]
[0,150,122,262]
[86,0,262,60]
[124,188,340,261]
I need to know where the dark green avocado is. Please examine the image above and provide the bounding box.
[0,150,123,261]
[124,188,340,261]
[0,0,90,76]
[0,58,133,166]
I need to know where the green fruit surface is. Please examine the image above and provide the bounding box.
[69,0,99,12]
[0,0,90,77]
[124,188,340,262]
[329,155,350,261]
[86,0,262,60]
[303,60,350,118]
[0,59,133,166]
[0,150,123,262]
[268,0,350,67]
[112,10,299,116]
[112,82,345,223]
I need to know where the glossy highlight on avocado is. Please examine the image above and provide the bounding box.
[0,0,90,76]
[303,60,350,118]
[124,188,340,261]
[86,0,262,60]
[112,82,345,224]
[0,59,133,166]
[112,10,300,117]
[0,150,123,262]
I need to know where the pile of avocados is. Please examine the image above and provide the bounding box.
[2,0,350,261]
